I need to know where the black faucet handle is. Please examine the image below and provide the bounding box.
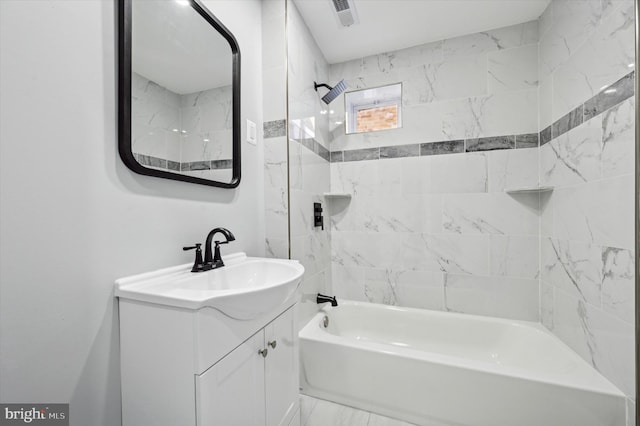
[183,243,206,273]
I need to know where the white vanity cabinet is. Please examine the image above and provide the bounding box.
[116,253,304,426]
[196,307,299,426]
[119,299,299,426]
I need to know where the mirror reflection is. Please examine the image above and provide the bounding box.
[129,0,236,184]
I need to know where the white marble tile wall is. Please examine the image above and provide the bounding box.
[131,71,233,181]
[262,0,289,259]
[264,135,289,259]
[538,0,635,127]
[287,1,333,329]
[131,72,181,162]
[328,21,539,151]
[538,0,636,408]
[282,3,635,418]
[179,85,233,163]
[330,148,541,322]
[326,22,543,321]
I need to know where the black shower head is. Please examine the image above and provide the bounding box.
[314,80,347,104]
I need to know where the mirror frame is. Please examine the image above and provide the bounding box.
[118,0,241,188]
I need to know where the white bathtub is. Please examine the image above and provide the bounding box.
[299,301,626,426]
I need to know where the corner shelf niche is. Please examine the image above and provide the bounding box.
[505,186,554,194]
[323,192,352,199]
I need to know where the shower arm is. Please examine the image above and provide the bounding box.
[314,79,347,105]
[314,82,334,92]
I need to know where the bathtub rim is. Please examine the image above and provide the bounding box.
[300,299,625,399]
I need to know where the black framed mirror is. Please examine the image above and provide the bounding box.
[118,0,241,188]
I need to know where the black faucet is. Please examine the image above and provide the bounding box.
[204,227,235,268]
[183,228,235,273]
[316,293,338,307]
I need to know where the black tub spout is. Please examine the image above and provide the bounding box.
[316,293,338,307]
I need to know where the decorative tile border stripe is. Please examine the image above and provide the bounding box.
[270,73,634,164]
[283,72,634,165]
[180,159,233,171]
[136,154,166,169]
[515,133,539,148]
[540,71,634,146]
[330,151,344,162]
[293,137,330,162]
[381,144,419,159]
[584,72,634,119]
[540,126,552,146]
[268,117,331,162]
[134,153,232,171]
[344,147,379,161]
[212,159,233,169]
[466,135,514,152]
[264,119,287,138]
[330,133,539,163]
[420,140,464,156]
[182,160,211,171]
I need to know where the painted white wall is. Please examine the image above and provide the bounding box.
[0,1,264,425]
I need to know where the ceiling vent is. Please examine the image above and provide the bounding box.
[331,0,359,27]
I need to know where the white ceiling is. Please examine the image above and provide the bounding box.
[132,0,233,94]
[292,0,550,64]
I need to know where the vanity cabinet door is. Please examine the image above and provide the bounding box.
[196,332,266,426]
[265,307,298,426]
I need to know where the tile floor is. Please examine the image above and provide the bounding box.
[300,395,417,426]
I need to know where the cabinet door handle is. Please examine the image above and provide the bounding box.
[268,340,277,349]
[258,348,268,358]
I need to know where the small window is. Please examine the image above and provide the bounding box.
[345,83,402,134]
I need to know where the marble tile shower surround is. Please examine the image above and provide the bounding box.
[267,3,636,419]
[274,70,632,166]
[539,0,636,128]
[322,2,636,415]
[539,72,634,146]
[536,0,635,406]
[328,21,540,153]
[324,20,545,324]
[538,103,635,400]
[287,1,333,329]
[330,148,542,322]
[324,70,633,165]
[131,72,233,179]
[264,135,289,260]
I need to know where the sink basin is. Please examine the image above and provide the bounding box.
[115,253,305,319]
